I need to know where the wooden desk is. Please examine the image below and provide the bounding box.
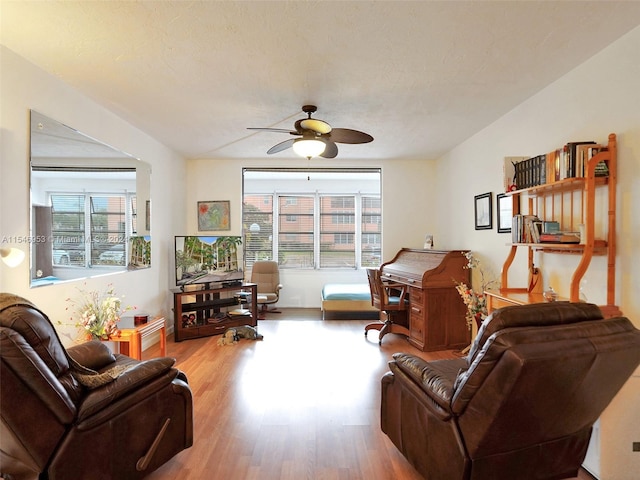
[109,316,166,360]
[380,248,470,351]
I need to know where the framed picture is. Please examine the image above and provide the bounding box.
[145,200,151,232]
[474,192,493,230]
[497,193,516,233]
[198,200,231,231]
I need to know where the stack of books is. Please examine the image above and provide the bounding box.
[512,217,580,244]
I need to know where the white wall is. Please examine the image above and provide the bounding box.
[0,46,188,340]
[435,26,640,480]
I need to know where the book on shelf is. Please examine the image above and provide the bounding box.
[539,232,581,244]
[514,155,547,189]
[512,214,521,243]
[589,147,609,177]
[550,149,561,182]
[565,141,596,178]
[524,215,541,243]
[504,156,527,192]
[512,214,541,243]
[542,221,560,233]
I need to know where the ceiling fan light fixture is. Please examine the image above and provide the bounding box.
[292,138,326,159]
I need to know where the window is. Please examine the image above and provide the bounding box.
[50,192,135,267]
[51,195,86,266]
[243,194,273,266]
[243,169,381,270]
[361,196,382,267]
[320,195,355,267]
[279,195,314,268]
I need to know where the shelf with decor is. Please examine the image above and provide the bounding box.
[486,133,620,318]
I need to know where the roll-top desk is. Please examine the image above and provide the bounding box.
[381,248,470,351]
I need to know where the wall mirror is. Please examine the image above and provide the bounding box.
[29,110,151,288]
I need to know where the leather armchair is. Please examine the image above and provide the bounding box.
[381,302,640,480]
[0,294,193,480]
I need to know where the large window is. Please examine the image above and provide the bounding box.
[243,169,381,270]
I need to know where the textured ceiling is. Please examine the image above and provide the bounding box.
[2,1,640,161]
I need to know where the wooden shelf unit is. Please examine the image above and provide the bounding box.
[492,133,619,313]
[172,283,258,342]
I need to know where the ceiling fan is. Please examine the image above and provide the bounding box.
[248,105,373,159]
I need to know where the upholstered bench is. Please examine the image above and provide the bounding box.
[321,283,378,319]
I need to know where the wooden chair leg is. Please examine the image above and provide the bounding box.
[365,312,409,345]
[364,321,384,335]
[378,320,392,345]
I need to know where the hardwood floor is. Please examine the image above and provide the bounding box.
[143,309,594,480]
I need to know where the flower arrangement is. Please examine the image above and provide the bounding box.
[454,252,498,331]
[66,284,134,340]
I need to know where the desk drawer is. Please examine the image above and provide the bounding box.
[410,307,425,345]
[409,286,423,305]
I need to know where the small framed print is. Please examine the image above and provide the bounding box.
[497,193,515,233]
[145,200,151,232]
[474,192,493,230]
[197,200,231,231]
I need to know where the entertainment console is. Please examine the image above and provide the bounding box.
[172,282,258,342]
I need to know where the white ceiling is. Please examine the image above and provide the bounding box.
[2,1,640,161]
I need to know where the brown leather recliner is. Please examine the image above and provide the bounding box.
[381,302,640,480]
[0,294,193,480]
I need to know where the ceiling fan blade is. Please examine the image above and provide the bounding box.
[329,128,374,144]
[248,127,298,134]
[267,138,295,154]
[320,140,338,158]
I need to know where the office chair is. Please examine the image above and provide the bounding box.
[364,268,410,344]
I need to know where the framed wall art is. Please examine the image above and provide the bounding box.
[198,200,230,231]
[474,192,493,230]
[497,193,516,233]
[145,200,151,232]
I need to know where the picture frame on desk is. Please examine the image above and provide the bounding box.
[497,193,516,233]
[474,192,493,230]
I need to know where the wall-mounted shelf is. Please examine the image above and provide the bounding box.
[488,133,619,315]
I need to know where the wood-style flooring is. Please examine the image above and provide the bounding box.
[144,308,595,480]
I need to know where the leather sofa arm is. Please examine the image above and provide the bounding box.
[76,357,177,421]
[391,353,465,415]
